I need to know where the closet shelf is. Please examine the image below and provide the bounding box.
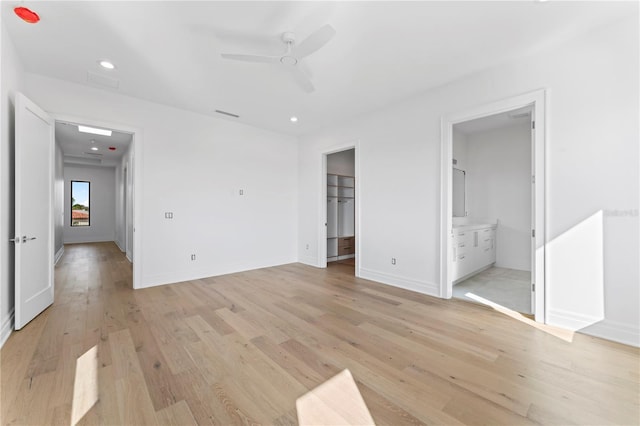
[327,173,355,262]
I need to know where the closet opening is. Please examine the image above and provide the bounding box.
[323,148,357,275]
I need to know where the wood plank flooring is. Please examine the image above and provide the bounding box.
[1,242,638,425]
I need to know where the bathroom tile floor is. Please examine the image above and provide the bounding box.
[453,266,532,314]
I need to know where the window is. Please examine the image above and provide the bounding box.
[71,181,90,226]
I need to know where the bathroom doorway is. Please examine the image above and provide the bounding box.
[441,90,546,322]
[450,107,533,314]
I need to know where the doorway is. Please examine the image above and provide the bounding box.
[320,142,360,276]
[450,108,533,314]
[441,90,546,322]
[52,114,141,288]
[326,149,356,272]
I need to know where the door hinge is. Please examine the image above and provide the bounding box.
[532,175,535,184]
[532,120,536,130]
[532,283,535,291]
[532,229,535,238]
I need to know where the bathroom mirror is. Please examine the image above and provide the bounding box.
[453,168,466,217]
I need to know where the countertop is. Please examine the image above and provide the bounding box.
[453,223,497,232]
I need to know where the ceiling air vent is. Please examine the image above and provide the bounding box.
[87,71,119,90]
[215,109,240,118]
[64,155,102,165]
[83,152,103,157]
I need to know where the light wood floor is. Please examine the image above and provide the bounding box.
[1,242,638,425]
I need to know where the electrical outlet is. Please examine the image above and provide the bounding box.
[391,258,396,265]
[191,254,196,261]
[306,244,309,250]
[239,189,244,196]
[164,212,173,219]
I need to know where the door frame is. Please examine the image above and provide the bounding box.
[440,89,547,322]
[53,113,143,289]
[319,140,360,277]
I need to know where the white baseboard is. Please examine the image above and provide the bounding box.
[140,258,297,289]
[115,239,125,253]
[63,236,115,244]
[359,267,439,297]
[579,319,640,348]
[298,254,321,267]
[0,309,14,349]
[54,246,64,265]
[547,308,604,332]
[126,251,133,263]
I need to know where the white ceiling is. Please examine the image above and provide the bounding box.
[2,1,635,136]
[56,121,132,167]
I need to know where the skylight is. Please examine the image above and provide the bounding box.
[78,125,112,136]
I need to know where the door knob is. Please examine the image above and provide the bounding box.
[9,237,19,243]
[22,236,36,243]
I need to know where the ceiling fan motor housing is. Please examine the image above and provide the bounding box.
[282,32,296,44]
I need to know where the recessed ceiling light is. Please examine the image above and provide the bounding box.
[99,60,116,70]
[91,146,99,151]
[78,125,112,136]
[290,116,298,123]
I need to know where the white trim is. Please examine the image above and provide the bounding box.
[54,246,64,265]
[141,259,295,289]
[547,308,603,332]
[115,239,125,253]
[440,89,547,323]
[63,236,116,244]
[580,320,640,348]
[360,268,439,297]
[51,113,143,289]
[298,254,320,267]
[319,141,361,277]
[0,309,14,349]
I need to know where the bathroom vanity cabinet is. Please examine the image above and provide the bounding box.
[451,224,496,283]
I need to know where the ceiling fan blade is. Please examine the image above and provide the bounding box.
[220,53,279,64]
[290,67,315,93]
[292,24,336,59]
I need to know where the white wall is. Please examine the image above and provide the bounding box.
[63,165,116,244]
[327,149,355,176]
[23,71,299,288]
[298,16,639,345]
[0,21,25,347]
[53,142,64,260]
[466,122,531,271]
[452,129,468,172]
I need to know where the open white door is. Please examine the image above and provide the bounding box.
[13,93,54,330]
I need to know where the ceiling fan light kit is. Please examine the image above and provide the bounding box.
[221,24,336,93]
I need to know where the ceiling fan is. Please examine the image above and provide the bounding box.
[220,24,336,93]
